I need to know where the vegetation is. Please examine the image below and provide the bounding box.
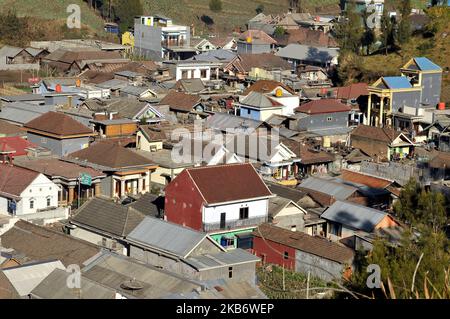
[273,26,286,37]
[209,0,223,12]
[347,178,450,299]
[112,0,143,32]
[256,4,265,14]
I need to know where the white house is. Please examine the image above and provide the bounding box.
[0,164,66,223]
[163,60,222,81]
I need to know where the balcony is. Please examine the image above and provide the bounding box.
[203,216,268,233]
[161,39,185,48]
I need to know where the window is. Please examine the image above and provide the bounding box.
[291,225,297,232]
[283,251,289,260]
[46,197,51,207]
[327,116,333,122]
[29,199,34,209]
[220,236,234,248]
[181,70,189,79]
[329,222,342,237]
[239,207,249,220]
[228,267,233,278]
[247,109,251,115]
[41,137,47,144]
[200,69,207,78]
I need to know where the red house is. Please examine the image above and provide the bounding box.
[252,224,354,281]
[164,163,273,249]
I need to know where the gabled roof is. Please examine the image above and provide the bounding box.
[0,165,40,198]
[67,141,155,170]
[321,200,393,233]
[183,163,273,205]
[243,80,295,95]
[0,220,100,267]
[378,76,412,89]
[403,57,442,72]
[227,53,291,73]
[175,78,206,93]
[295,99,351,114]
[276,44,339,63]
[0,120,24,136]
[24,111,93,137]
[238,30,277,45]
[128,193,165,218]
[281,139,335,165]
[298,176,357,201]
[206,112,270,133]
[336,83,369,100]
[253,223,354,264]
[159,90,202,112]
[127,216,222,259]
[0,102,56,126]
[240,91,283,109]
[351,125,409,144]
[71,198,145,238]
[340,169,393,189]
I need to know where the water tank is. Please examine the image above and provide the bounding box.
[438,102,446,110]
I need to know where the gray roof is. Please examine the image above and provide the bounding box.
[268,196,297,217]
[321,200,388,232]
[191,49,237,62]
[266,181,308,203]
[82,252,203,299]
[177,78,206,93]
[114,70,143,78]
[1,260,65,297]
[0,94,45,103]
[128,193,165,218]
[126,217,212,258]
[185,249,259,271]
[30,268,116,299]
[121,85,151,97]
[82,97,149,120]
[240,91,283,109]
[276,44,339,63]
[299,176,357,200]
[0,45,24,58]
[0,102,56,125]
[95,79,129,90]
[205,112,268,134]
[71,198,145,238]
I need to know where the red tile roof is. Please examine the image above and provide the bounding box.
[275,28,338,47]
[350,125,402,143]
[253,223,354,264]
[0,164,40,197]
[159,91,202,112]
[24,111,93,137]
[243,80,295,95]
[185,163,272,204]
[0,137,37,156]
[340,169,393,189]
[0,120,24,136]
[228,53,291,73]
[295,99,351,114]
[336,83,369,100]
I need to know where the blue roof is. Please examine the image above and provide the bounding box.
[414,57,442,71]
[383,76,412,89]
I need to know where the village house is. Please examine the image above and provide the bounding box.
[159,90,206,120]
[366,57,442,128]
[0,46,47,71]
[237,30,277,55]
[320,200,400,243]
[235,91,285,121]
[126,216,260,283]
[66,141,157,199]
[205,112,273,135]
[0,120,25,138]
[350,125,415,161]
[0,137,37,162]
[163,60,221,81]
[23,112,95,157]
[274,28,338,48]
[164,163,274,249]
[0,103,56,126]
[67,197,146,255]
[13,158,105,207]
[252,223,354,281]
[268,196,307,232]
[0,165,67,223]
[190,38,218,53]
[276,43,339,69]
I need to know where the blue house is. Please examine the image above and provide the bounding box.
[235,91,284,122]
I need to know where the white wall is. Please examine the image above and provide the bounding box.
[176,65,215,81]
[17,174,58,215]
[202,198,268,224]
[273,96,299,116]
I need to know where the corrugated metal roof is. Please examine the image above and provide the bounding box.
[185,249,259,270]
[206,112,267,133]
[95,79,128,90]
[275,44,339,63]
[414,57,442,71]
[2,260,65,297]
[383,76,412,89]
[299,176,357,200]
[321,200,387,232]
[127,217,208,258]
[0,102,55,125]
[30,268,115,299]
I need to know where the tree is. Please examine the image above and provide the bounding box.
[273,26,286,37]
[397,0,412,44]
[209,0,223,12]
[0,10,27,46]
[334,1,364,54]
[112,0,143,33]
[361,9,376,55]
[256,4,265,14]
[380,8,395,55]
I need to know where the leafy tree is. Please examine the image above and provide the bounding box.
[273,26,286,37]
[0,10,27,46]
[112,0,143,33]
[361,9,376,55]
[256,4,265,14]
[397,0,411,44]
[209,0,223,12]
[380,8,395,55]
[334,1,364,54]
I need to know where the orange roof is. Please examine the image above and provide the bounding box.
[295,99,351,114]
[340,169,393,189]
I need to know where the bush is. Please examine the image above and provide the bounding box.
[209,0,223,12]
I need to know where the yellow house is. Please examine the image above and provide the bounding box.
[136,126,164,152]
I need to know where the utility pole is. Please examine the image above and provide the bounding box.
[306,271,310,299]
[77,176,81,209]
[282,264,285,291]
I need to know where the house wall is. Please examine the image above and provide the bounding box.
[16,174,58,215]
[252,236,296,270]
[164,170,204,231]
[240,107,283,121]
[421,72,442,107]
[391,90,421,112]
[0,197,8,214]
[136,131,163,152]
[202,199,268,225]
[151,166,185,186]
[296,112,349,131]
[175,65,216,81]
[100,175,113,198]
[27,132,90,157]
[295,249,348,282]
[105,123,137,137]
[326,223,356,242]
[194,262,257,283]
[237,42,271,54]
[134,24,162,59]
